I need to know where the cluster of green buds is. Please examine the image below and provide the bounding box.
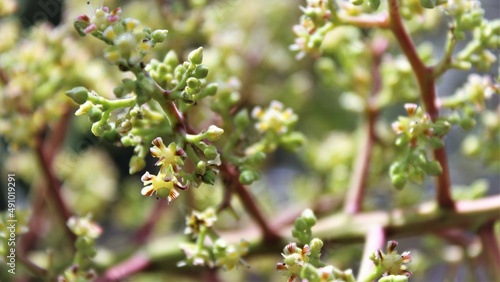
[68,5,226,202]
[370,241,412,279]
[59,215,102,282]
[277,210,355,282]
[390,104,450,189]
[237,100,304,185]
[439,0,484,36]
[178,208,249,270]
[146,48,217,108]
[74,3,168,68]
[434,0,500,73]
[291,0,333,59]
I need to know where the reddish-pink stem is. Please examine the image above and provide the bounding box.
[221,163,281,244]
[96,253,150,282]
[344,38,387,214]
[477,220,500,280]
[387,0,454,210]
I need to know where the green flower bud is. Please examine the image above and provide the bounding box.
[121,135,134,147]
[103,130,120,142]
[164,50,179,67]
[196,161,207,175]
[203,145,218,159]
[194,64,209,78]
[185,86,200,96]
[151,29,168,42]
[88,107,103,123]
[351,0,364,5]
[391,174,407,190]
[432,120,451,136]
[389,161,406,177]
[294,218,308,231]
[460,117,476,130]
[187,77,201,89]
[205,125,224,141]
[188,47,204,65]
[310,238,323,252]
[235,109,250,128]
[424,160,442,175]
[66,86,88,105]
[369,0,380,10]
[414,152,427,166]
[420,0,436,9]
[204,83,217,96]
[239,170,259,185]
[301,209,317,226]
[113,86,126,97]
[202,169,217,185]
[157,64,169,78]
[122,78,136,92]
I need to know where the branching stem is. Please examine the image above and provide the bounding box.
[387,0,454,210]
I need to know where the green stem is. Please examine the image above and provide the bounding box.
[433,30,457,78]
[87,95,136,110]
[197,226,208,251]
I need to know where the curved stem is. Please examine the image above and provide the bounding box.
[220,163,281,244]
[344,38,387,214]
[387,0,454,210]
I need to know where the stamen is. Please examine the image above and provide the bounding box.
[87,1,95,16]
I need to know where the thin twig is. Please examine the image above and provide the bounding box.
[387,0,454,210]
[357,225,385,282]
[220,163,281,244]
[96,253,150,282]
[344,37,388,214]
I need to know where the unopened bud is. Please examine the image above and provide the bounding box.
[66,86,88,105]
[206,125,224,141]
[188,47,204,65]
[194,64,209,78]
[152,29,168,42]
[88,107,103,122]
